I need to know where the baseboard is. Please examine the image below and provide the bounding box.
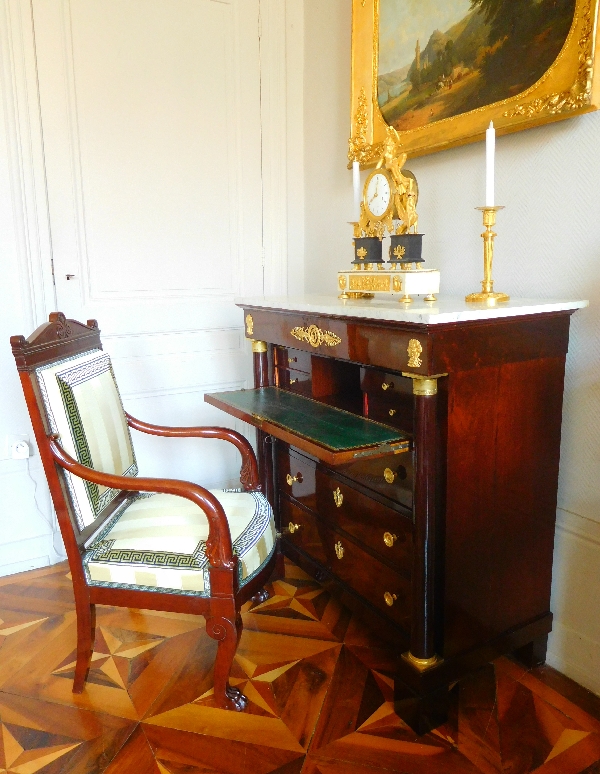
[547,508,600,697]
[547,622,600,697]
[0,535,52,578]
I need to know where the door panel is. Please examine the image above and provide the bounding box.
[32,0,263,486]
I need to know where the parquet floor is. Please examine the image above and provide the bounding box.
[0,560,598,774]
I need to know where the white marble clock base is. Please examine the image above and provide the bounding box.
[338,268,441,302]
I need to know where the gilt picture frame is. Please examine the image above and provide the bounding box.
[349,0,600,164]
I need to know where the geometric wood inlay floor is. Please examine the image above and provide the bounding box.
[0,559,598,773]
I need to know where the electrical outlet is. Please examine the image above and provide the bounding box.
[11,440,30,459]
[1,434,30,461]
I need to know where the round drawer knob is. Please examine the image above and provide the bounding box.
[389,409,397,417]
[288,522,301,534]
[286,473,303,486]
[333,487,343,508]
[383,468,397,484]
[383,532,398,548]
[334,541,344,560]
[384,592,398,607]
[382,381,394,391]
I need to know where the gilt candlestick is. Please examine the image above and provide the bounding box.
[465,206,509,304]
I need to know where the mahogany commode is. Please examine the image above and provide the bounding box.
[206,295,587,733]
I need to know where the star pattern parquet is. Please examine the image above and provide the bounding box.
[0,559,597,773]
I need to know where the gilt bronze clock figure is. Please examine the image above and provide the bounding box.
[342,127,439,303]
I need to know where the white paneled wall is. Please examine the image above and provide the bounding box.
[303,0,600,695]
[0,0,291,577]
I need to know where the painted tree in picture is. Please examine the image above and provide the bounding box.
[378,0,576,130]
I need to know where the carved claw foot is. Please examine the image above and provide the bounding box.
[251,588,270,604]
[225,685,248,711]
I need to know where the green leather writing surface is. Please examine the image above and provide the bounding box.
[206,387,409,452]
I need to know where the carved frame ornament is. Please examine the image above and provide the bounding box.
[349,0,600,165]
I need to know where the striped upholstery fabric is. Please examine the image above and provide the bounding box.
[36,350,137,529]
[83,489,276,595]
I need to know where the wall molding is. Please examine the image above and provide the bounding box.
[121,379,247,402]
[555,506,600,547]
[0,0,56,326]
[259,0,288,296]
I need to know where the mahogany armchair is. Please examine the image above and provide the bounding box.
[11,313,277,711]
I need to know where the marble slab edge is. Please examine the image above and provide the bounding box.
[235,295,589,326]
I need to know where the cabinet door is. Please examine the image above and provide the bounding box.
[32,0,263,486]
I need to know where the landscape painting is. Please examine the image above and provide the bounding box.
[378,0,577,131]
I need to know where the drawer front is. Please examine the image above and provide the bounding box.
[274,346,312,374]
[365,392,413,434]
[279,497,329,567]
[276,445,317,510]
[274,366,312,397]
[324,529,411,630]
[316,469,413,572]
[280,498,410,630]
[361,368,414,399]
[335,453,413,511]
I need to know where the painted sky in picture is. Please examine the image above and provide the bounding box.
[378,0,576,132]
[379,0,471,75]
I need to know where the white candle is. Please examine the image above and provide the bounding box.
[353,161,361,221]
[485,121,495,207]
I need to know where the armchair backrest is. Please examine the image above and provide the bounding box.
[35,349,137,529]
[11,313,137,534]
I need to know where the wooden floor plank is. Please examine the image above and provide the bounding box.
[103,726,160,774]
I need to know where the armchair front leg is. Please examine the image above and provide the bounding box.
[124,413,260,491]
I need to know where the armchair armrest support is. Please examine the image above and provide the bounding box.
[124,413,260,491]
[49,437,234,569]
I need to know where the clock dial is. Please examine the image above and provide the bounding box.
[365,172,392,218]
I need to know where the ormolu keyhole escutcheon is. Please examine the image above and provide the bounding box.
[333,487,343,508]
[334,541,344,560]
[383,468,396,484]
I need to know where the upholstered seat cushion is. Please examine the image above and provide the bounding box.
[83,489,275,595]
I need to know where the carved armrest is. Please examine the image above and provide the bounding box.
[124,413,260,491]
[48,438,234,569]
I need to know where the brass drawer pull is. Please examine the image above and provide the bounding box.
[288,522,301,534]
[389,409,397,417]
[384,592,398,607]
[383,532,398,548]
[383,468,396,484]
[382,381,394,391]
[290,378,298,385]
[333,487,343,508]
[290,356,297,363]
[334,541,344,559]
[286,473,303,486]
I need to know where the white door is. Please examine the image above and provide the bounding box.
[31,0,264,487]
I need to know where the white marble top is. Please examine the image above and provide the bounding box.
[236,295,589,326]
